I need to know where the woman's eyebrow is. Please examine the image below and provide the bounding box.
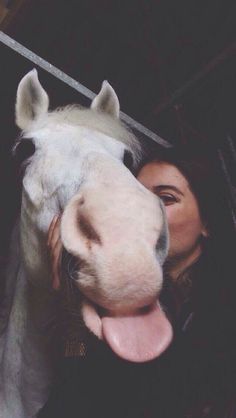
[153,185,184,196]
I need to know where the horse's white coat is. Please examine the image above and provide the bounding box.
[0,70,168,418]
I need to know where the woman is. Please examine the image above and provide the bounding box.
[43,143,236,418]
[138,144,236,418]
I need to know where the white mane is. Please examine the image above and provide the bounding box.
[47,106,141,164]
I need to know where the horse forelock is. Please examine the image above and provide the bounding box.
[46,106,142,165]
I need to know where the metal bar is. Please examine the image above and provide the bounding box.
[154,41,236,115]
[226,135,236,165]
[0,31,170,148]
[217,149,236,229]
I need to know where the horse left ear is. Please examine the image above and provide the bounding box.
[91,81,120,118]
[16,69,49,131]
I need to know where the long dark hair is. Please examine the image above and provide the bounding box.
[141,143,236,418]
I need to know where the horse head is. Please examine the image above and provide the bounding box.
[15,70,172,363]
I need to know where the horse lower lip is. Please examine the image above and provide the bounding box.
[81,298,102,338]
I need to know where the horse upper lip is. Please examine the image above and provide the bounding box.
[96,302,155,318]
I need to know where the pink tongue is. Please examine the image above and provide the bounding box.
[102,304,173,363]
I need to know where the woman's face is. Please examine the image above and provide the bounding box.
[137,161,207,266]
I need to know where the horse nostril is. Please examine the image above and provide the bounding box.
[77,214,102,245]
[79,197,85,206]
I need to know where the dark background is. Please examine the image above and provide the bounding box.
[2,0,236,142]
[1,0,236,276]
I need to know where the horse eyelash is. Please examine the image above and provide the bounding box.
[13,137,36,175]
[123,149,134,171]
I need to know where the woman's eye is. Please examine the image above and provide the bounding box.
[158,194,178,206]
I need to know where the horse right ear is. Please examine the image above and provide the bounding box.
[15,69,49,131]
[91,81,120,118]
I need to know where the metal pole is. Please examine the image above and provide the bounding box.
[0,31,170,148]
[217,148,236,229]
[154,41,236,116]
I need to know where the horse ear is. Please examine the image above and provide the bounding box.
[91,81,120,118]
[16,69,49,130]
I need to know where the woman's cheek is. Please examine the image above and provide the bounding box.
[165,205,187,248]
[164,205,180,229]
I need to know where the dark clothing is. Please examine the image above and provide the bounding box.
[38,256,236,418]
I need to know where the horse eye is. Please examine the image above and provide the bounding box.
[123,150,134,170]
[14,138,36,165]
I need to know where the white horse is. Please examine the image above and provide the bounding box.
[0,70,172,418]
